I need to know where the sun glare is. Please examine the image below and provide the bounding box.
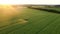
[0,0,20,5]
[0,0,24,27]
[0,0,13,5]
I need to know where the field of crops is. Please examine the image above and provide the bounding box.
[0,8,60,34]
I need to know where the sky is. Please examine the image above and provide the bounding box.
[0,0,60,5]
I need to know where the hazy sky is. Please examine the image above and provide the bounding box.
[0,0,59,5]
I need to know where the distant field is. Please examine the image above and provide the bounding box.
[0,8,60,34]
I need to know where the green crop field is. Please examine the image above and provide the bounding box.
[0,8,60,34]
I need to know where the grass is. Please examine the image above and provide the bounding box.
[0,8,60,34]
